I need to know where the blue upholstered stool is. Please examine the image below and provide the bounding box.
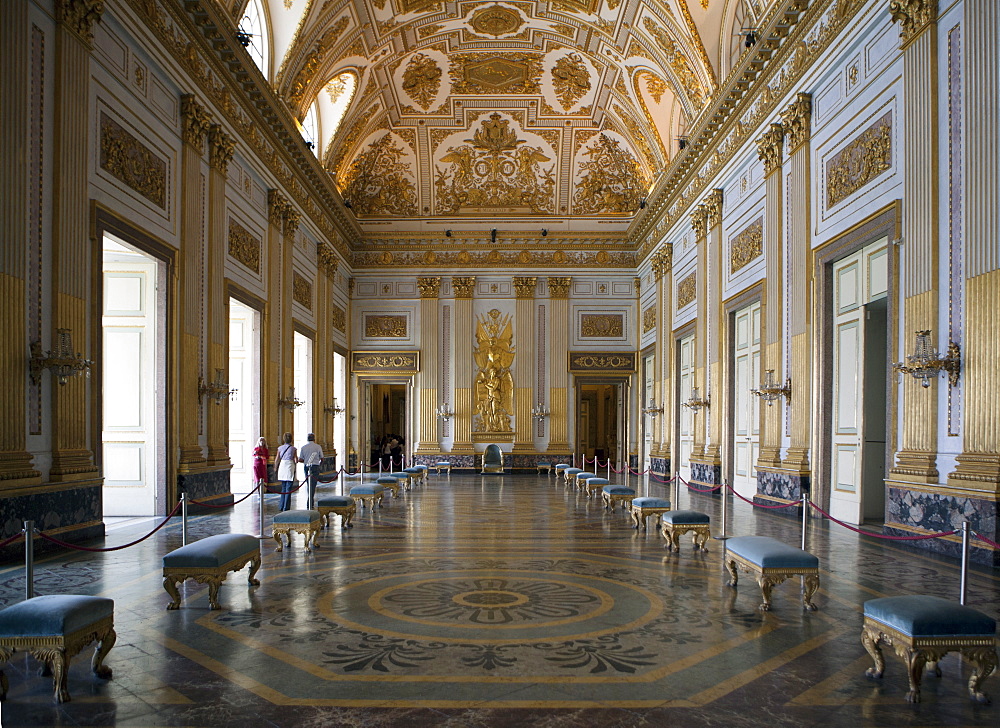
[162,533,261,610]
[351,483,385,509]
[537,461,552,475]
[601,484,636,511]
[660,510,710,551]
[413,465,429,481]
[581,476,606,498]
[630,497,672,529]
[862,595,998,703]
[725,536,819,611]
[563,467,584,484]
[404,467,423,486]
[554,464,570,479]
[273,509,322,552]
[435,461,452,474]
[0,595,116,703]
[316,494,356,528]
[386,473,409,494]
[574,472,597,491]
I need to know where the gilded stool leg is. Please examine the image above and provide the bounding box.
[207,577,223,610]
[45,650,70,703]
[92,627,116,679]
[247,554,262,586]
[963,646,997,704]
[902,647,929,703]
[0,646,11,700]
[862,626,885,679]
[164,575,182,610]
[273,530,285,552]
[726,558,740,586]
[670,528,682,552]
[693,528,709,552]
[801,573,820,611]
[757,575,776,611]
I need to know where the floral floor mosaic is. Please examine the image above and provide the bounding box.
[0,473,997,727]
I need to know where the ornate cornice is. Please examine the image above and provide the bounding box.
[781,93,813,152]
[417,276,442,299]
[690,205,708,240]
[704,189,724,229]
[55,0,105,45]
[547,277,572,299]
[757,123,785,176]
[513,277,537,299]
[452,276,476,298]
[180,94,211,153]
[208,124,235,173]
[889,0,937,46]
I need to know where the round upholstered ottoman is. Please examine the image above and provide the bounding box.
[316,494,356,528]
[630,497,672,529]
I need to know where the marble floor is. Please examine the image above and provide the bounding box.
[0,473,997,727]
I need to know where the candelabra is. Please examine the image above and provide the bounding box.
[531,402,550,422]
[278,386,304,410]
[436,403,454,422]
[680,386,710,413]
[324,397,345,417]
[29,329,93,386]
[893,330,961,388]
[752,369,791,406]
[641,397,664,418]
[198,368,236,404]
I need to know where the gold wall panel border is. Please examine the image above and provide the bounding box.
[99,112,167,209]
[351,350,421,375]
[568,351,637,374]
[364,314,408,338]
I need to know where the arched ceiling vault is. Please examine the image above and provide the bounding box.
[229,1,766,237]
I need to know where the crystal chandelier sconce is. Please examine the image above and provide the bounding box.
[198,368,236,404]
[641,397,664,418]
[752,369,792,406]
[324,398,345,417]
[278,386,304,410]
[531,402,550,422]
[681,386,710,413]
[29,328,93,386]
[893,330,961,388]
[436,403,454,422]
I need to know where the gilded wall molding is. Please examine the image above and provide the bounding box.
[351,351,420,374]
[364,315,407,338]
[581,314,624,338]
[643,307,656,333]
[677,272,696,308]
[208,124,235,173]
[757,123,785,176]
[729,218,764,274]
[180,94,212,153]
[227,219,261,274]
[352,249,634,270]
[512,277,537,299]
[55,0,105,45]
[826,111,893,209]
[568,351,637,374]
[781,93,813,152]
[889,0,937,46]
[292,272,312,310]
[452,276,476,298]
[417,276,441,298]
[547,277,572,299]
[99,112,167,208]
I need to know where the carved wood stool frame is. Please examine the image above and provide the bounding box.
[318,502,356,528]
[725,552,820,612]
[163,550,262,610]
[662,522,711,551]
[537,463,552,475]
[350,492,384,510]
[862,617,997,703]
[601,490,634,512]
[0,615,116,703]
[435,463,452,474]
[272,521,321,552]
[630,505,672,530]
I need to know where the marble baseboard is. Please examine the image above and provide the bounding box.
[755,470,810,516]
[178,469,233,511]
[650,457,670,476]
[0,482,104,558]
[886,486,999,567]
[690,462,721,494]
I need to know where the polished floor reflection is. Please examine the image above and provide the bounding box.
[0,473,997,727]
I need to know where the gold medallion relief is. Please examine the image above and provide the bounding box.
[580,314,624,338]
[402,53,442,110]
[468,4,524,37]
[364,315,408,338]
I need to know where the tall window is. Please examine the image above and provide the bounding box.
[239,0,269,78]
[324,72,357,140]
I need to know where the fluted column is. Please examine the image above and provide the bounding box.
[889,0,941,483]
[512,277,537,453]
[690,208,708,461]
[756,123,785,469]
[267,191,298,439]
[546,277,571,453]
[316,245,338,453]
[205,124,234,468]
[652,248,673,460]
[415,277,441,454]
[951,0,1000,490]
[703,190,724,466]
[781,94,813,476]
[0,0,40,484]
[451,277,475,454]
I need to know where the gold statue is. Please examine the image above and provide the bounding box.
[473,309,514,433]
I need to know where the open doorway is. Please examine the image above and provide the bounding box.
[367,383,407,467]
[576,382,623,466]
[293,331,314,480]
[101,235,165,517]
[228,298,261,494]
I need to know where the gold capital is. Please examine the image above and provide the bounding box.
[180,94,212,153]
[452,276,476,298]
[890,0,937,46]
[781,93,813,151]
[418,277,442,298]
[55,0,105,45]
[756,123,785,176]
[208,124,235,174]
[513,277,537,299]
[547,277,571,299]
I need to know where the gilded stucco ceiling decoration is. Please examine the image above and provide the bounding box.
[281,15,350,113]
[573,133,647,215]
[435,113,555,214]
[551,53,591,111]
[642,17,707,112]
[468,4,525,37]
[450,53,543,94]
[402,53,442,110]
[340,133,418,216]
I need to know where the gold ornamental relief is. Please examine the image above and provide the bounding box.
[450,53,542,94]
[341,133,418,216]
[468,4,524,37]
[677,273,696,308]
[473,309,515,434]
[568,352,637,373]
[551,53,591,110]
[730,218,764,274]
[227,219,261,274]
[573,134,647,215]
[643,307,656,333]
[99,113,167,209]
[331,305,347,333]
[293,273,313,310]
[351,351,419,374]
[364,315,408,338]
[580,314,624,338]
[826,112,892,209]
[401,53,442,110]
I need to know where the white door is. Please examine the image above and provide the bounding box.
[732,302,761,500]
[228,299,260,493]
[642,354,654,472]
[831,240,889,524]
[102,240,157,516]
[677,335,695,482]
[293,332,314,480]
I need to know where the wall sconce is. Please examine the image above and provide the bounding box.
[29,328,93,386]
[198,368,236,404]
[278,387,304,411]
[641,397,663,418]
[681,386,710,413]
[752,369,791,406]
[893,330,961,388]
[531,402,550,422]
[324,397,345,417]
[436,403,454,422]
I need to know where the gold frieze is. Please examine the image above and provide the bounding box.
[568,352,637,373]
[826,112,892,209]
[580,314,624,338]
[351,351,420,374]
[227,219,261,274]
[473,309,515,434]
[677,273,696,308]
[99,113,166,208]
[729,218,764,274]
[292,273,313,310]
[643,307,656,333]
[364,315,407,338]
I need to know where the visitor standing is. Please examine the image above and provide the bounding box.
[252,437,269,489]
[275,432,298,512]
[299,433,324,509]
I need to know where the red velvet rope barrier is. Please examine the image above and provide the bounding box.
[972,530,1000,550]
[35,499,184,553]
[189,482,261,508]
[686,481,724,493]
[0,532,25,549]
[628,466,651,476]
[808,500,958,541]
[725,484,796,508]
[266,480,306,495]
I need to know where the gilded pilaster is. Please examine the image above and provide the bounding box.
[690,207,708,460]
[652,248,672,459]
[317,245,338,453]
[512,277,537,453]
[889,0,940,482]
[266,190,298,440]
[415,277,441,454]
[546,277,571,452]
[49,1,103,480]
[451,277,475,454]
[701,191,724,466]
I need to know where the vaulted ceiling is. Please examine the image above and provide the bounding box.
[230,0,766,236]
